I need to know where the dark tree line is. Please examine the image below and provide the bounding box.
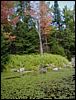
[1,1,75,71]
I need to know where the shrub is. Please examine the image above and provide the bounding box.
[5,54,70,71]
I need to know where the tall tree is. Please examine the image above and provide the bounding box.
[30,1,51,54]
[63,5,75,32]
[1,1,16,71]
[11,1,39,54]
[1,1,15,32]
[1,1,14,24]
[39,1,51,53]
[53,1,62,30]
[62,6,75,59]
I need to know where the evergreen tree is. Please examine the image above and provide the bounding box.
[12,17,39,54]
[1,27,10,71]
[10,1,39,54]
[53,1,62,30]
[63,5,75,32]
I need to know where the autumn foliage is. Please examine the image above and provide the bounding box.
[30,1,52,35]
[39,1,51,35]
[1,1,14,24]
[1,1,17,41]
[11,16,19,25]
[1,1,52,54]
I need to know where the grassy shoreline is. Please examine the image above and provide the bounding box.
[1,54,75,99]
[1,67,75,99]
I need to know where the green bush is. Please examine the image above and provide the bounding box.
[50,43,66,57]
[5,54,70,71]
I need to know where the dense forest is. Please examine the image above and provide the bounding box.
[1,1,75,71]
[1,1,75,99]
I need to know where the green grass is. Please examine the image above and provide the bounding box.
[1,54,75,99]
[1,68,75,99]
[5,53,70,71]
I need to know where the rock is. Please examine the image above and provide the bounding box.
[11,68,25,73]
[39,67,47,73]
[71,57,75,67]
[53,67,59,71]
[19,68,25,72]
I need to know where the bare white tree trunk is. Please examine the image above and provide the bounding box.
[45,35,48,52]
[38,19,43,55]
[33,18,43,55]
